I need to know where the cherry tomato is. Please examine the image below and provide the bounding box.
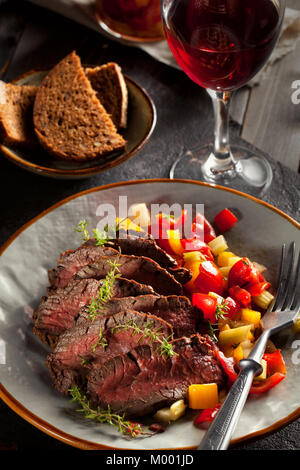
[228,286,251,307]
[245,281,271,297]
[228,258,260,288]
[181,238,214,261]
[194,261,223,295]
[193,213,216,243]
[214,208,237,232]
[192,293,218,323]
[223,296,241,319]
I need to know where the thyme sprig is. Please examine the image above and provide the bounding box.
[207,321,218,343]
[111,319,178,359]
[75,220,90,241]
[215,300,230,321]
[69,385,152,438]
[74,220,109,246]
[88,259,121,321]
[91,327,108,353]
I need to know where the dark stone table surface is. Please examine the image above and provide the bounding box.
[0,0,299,451]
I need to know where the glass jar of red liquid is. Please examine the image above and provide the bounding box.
[95,0,164,42]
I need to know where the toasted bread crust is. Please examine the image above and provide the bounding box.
[86,62,128,129]
[0,81,38,148]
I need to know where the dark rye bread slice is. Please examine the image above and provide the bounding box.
[48,244,119,289]
[74,253,183,296]
[78,294,197,338]
[33,51,126,161]
[85,63,128,129]
[46,310,173,395]
[87,334,225,416]
[0,81,38,148]
[33,277,156,347]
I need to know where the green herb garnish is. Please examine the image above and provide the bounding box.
[69,386,152,438]
[91,327,108,353]
[88,259,121,321]
[215,300,230,322]
[75,220,90,241]
[111,319,178,359]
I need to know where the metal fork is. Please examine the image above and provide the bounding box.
[198,242,300,450]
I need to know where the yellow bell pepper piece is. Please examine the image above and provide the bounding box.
[217,251,235,267]
[254,359,267,381]
[233,344,243,363]
[292,317,300,333]
[166,229,184,256]
[240,309,261,329]
[188,383,219,410]
[116,217,142,232]
[184,261,201,293]
[219,323,230,332]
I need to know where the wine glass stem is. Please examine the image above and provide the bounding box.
[207,89,234,165]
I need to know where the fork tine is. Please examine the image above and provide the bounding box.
[272,244,286,311]
[273,242,295,311]
[285,253,300,310]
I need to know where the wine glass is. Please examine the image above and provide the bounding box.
[95,0,164,43]
[161,0,286,191]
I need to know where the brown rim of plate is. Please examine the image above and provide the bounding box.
[0,74,157,178]
[0,179,299,450]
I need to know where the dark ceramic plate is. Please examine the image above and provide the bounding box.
[0,70,156,179]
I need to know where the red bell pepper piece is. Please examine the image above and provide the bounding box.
[228,286,251,307]
[194,404,221,429]
[214,208,238,233]
[194,261,223,296]
[216,350,238,385]
[181,238,214,261]
[263,349,286,375]
[192,293,218,323]
[216,350,286,394]
[245,281,271,297]
[193,213,216,243]
[228,258,260,288]
[249,373,285,394]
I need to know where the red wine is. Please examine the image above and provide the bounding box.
[164,0,281,91]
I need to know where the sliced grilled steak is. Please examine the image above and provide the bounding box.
[75,254,183,296]
[78,294,196,337]
[47,310,173,395]
[86,231,192,284]
[48,244,119,288]
[115,230,177,269]
[33,278,156,344]
[87,334,224,417]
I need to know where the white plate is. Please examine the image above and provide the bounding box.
[0,179,299,450]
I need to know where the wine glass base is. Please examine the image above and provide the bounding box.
[170,144,273,193]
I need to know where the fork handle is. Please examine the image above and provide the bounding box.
[198,359,262,450]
